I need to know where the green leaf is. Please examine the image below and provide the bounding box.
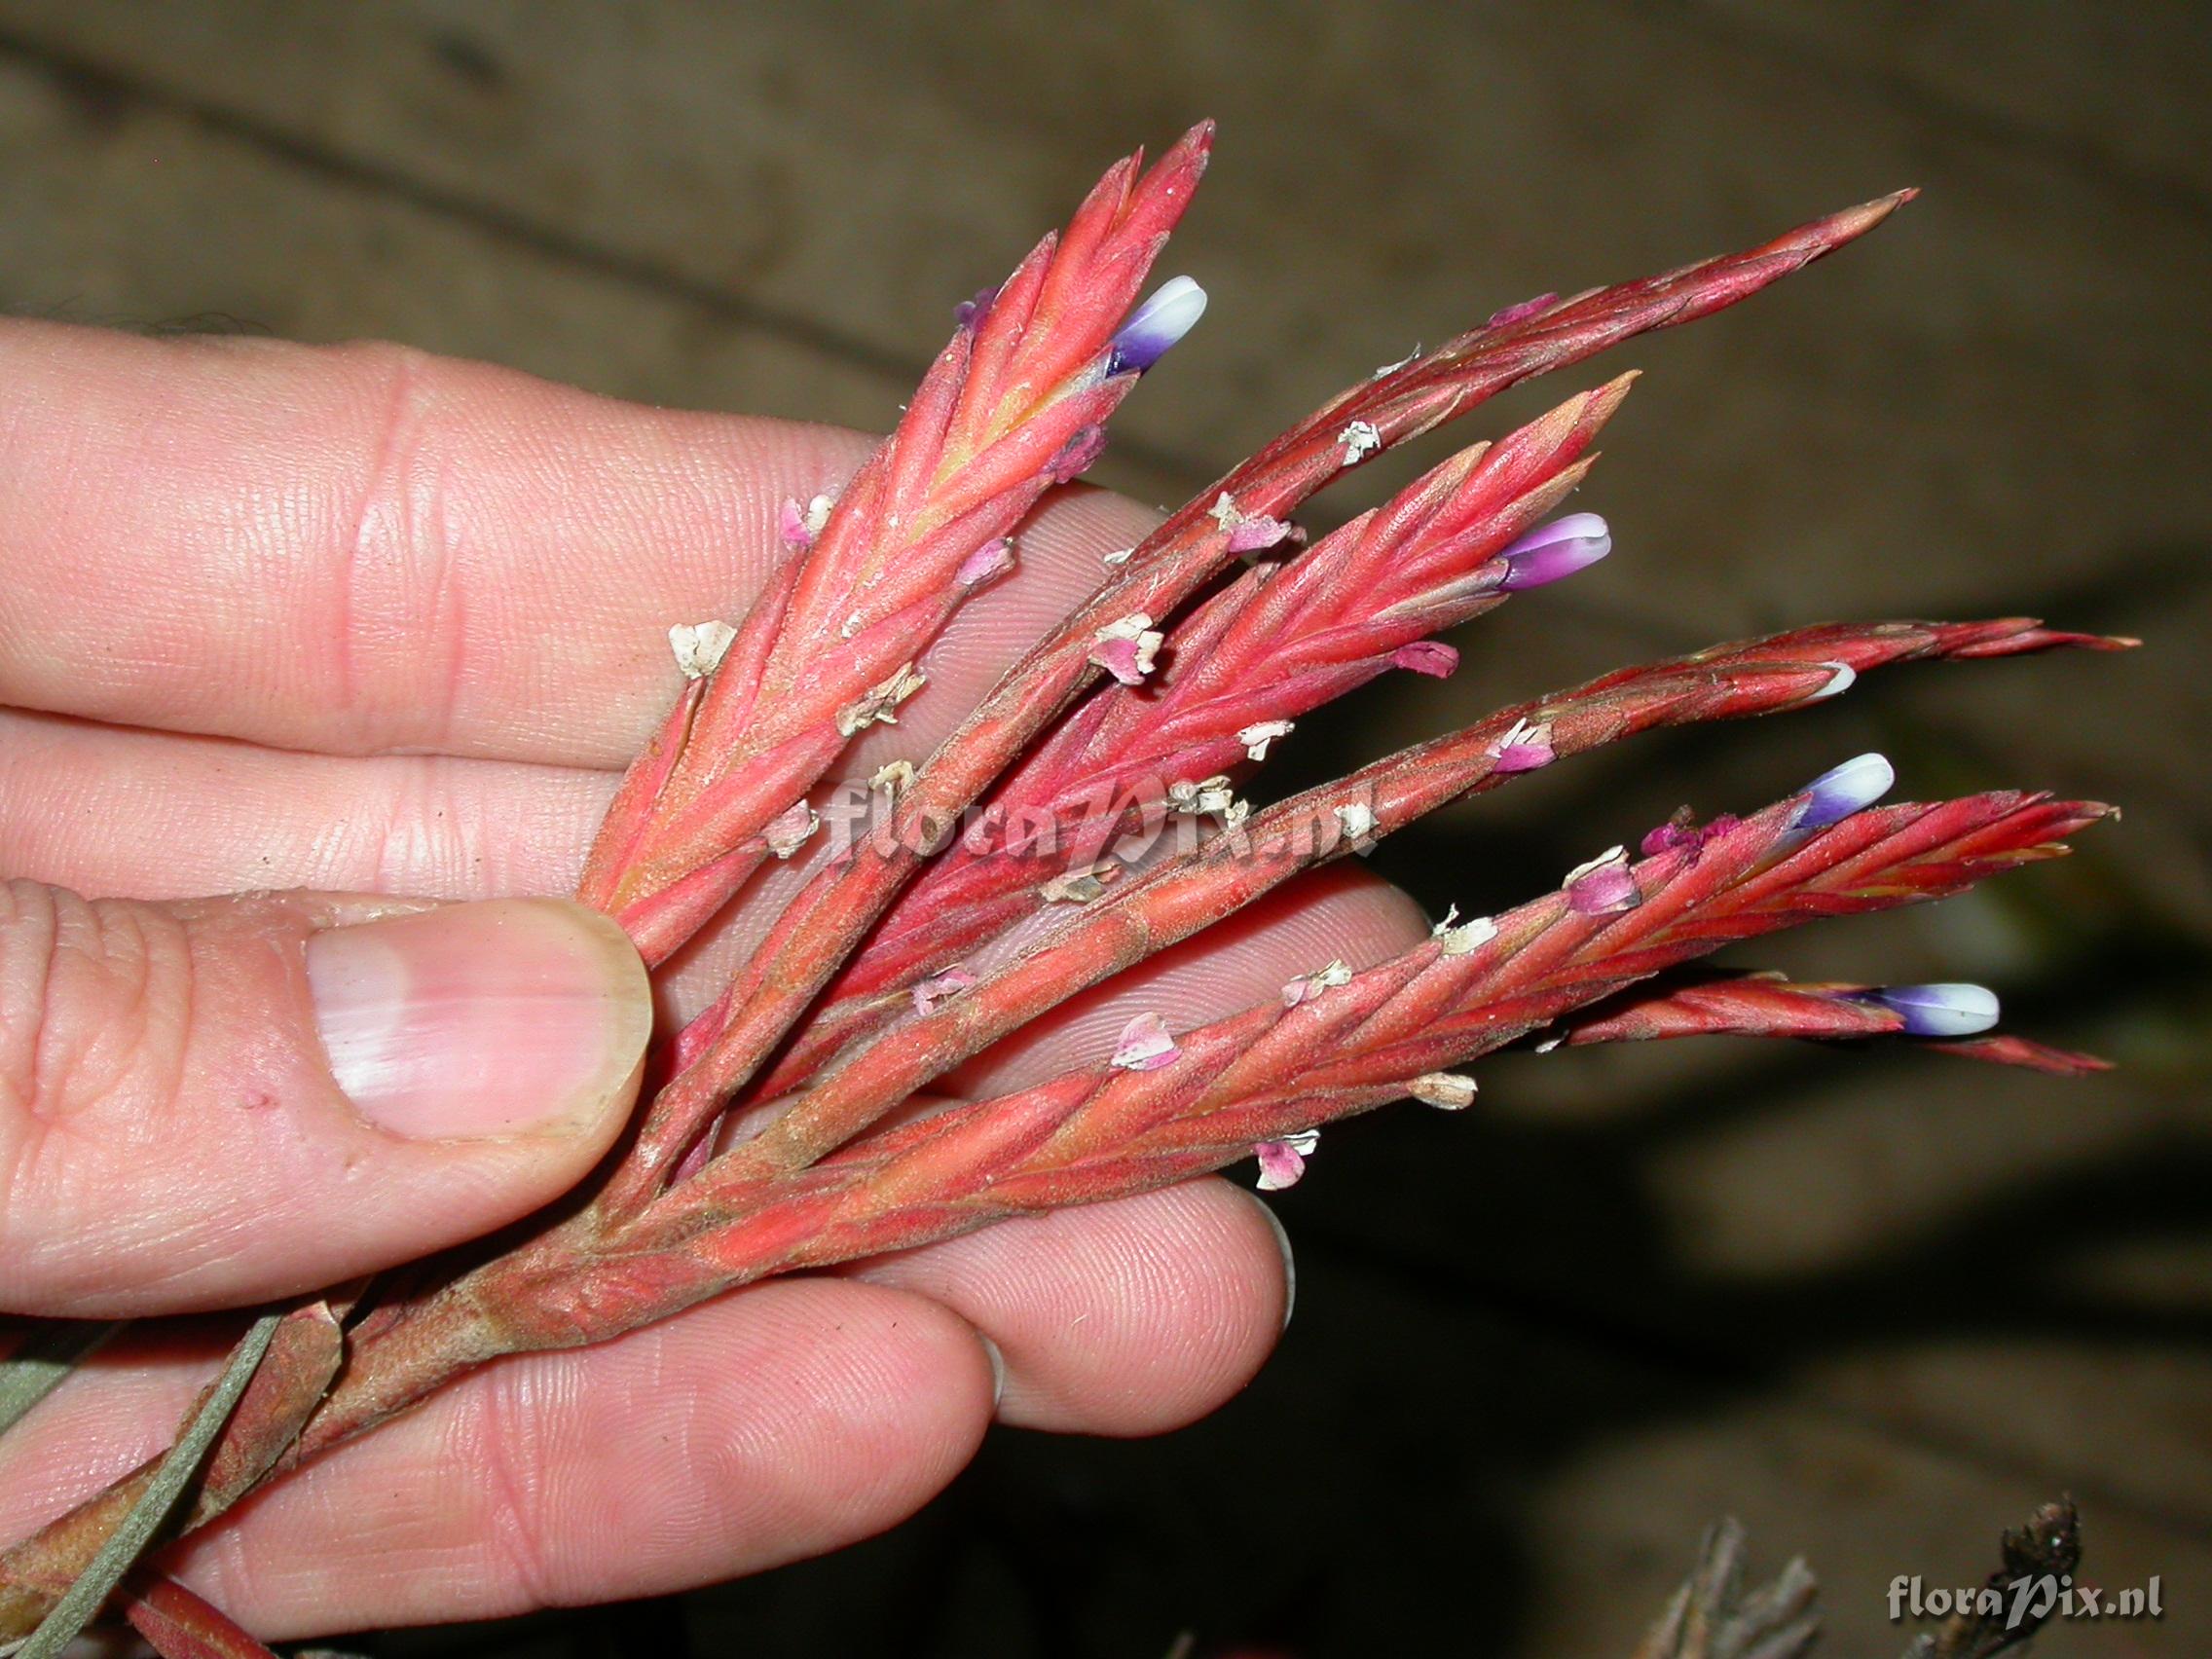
[16,1314,280,1659]
[0,1322,119,1439]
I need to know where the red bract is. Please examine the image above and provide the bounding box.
[0,130,2129,1655]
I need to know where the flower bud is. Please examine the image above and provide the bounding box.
[1107,275,1207,374]
[1871,982,2000,1038]
[1795,752,1896,830]
[1497,513,1612,590]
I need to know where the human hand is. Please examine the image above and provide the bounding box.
[0,322,1425,1636]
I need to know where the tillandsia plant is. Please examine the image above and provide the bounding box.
[0,122,2132,1655]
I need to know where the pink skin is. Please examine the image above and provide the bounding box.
[0,320,1426,1636]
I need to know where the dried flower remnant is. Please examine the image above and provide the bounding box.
[0,130,2133,1655]
[1090,613,1164,684]
[1255,1130,1321,1192]
[668,620,737,680]
[1408,1072,1479,1110]
[1564,845,1641,914]
[1490,716,1556,772]
[1281,960,1354,1007]
[909,968,979,1015]
[1338,419,1382,464]
[1239,719,1295,760]
[1111,1012,1183,1072]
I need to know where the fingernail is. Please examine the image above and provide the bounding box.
[977,1334,1008,1411]
[307,899,651,1141]
[1251,1196,1297,1332]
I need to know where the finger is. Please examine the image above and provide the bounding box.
[849,1179,1292,1434]
[0,1280,995,1637]
[0,883,650,1314]
[0,709,608,904]
[0,321,1161,766]
[0,716,1426,1051]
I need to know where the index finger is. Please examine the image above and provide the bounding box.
[0,321,1150,767]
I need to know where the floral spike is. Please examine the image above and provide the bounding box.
[573,124,1213,964]
[1549,971,2109,1074]
[689,617,2121,1190]
[403,785,2104,1328]
[600,193,1927,1205]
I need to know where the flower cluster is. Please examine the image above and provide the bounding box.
[0,127,2127,1657]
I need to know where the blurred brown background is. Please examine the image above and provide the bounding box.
[2,3,2206,1655]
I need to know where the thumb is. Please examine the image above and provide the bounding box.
[0,882,651,1315]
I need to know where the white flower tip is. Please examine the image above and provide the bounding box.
[1040,863,1115,903]
[1089,613,1164,684]
[1878,982,2001,1038]
[957,536,1015,588]
[1797,752,1896,830]
[1109,276,1207,373]
[910,967,979,1015]
[1810,660,1858,701]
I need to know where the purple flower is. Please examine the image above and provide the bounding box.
[1497,513,1611,591]
[1794,753,1896,830]
[1107,275,1207,374]
[954,285,998,330]
[1865,982,2001,1038]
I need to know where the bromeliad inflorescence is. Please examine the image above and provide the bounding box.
[0,123,2131,1656]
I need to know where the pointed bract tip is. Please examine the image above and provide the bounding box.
[1498,513,1612,590]
[1874,982,2000,1038]
[1795,752,1895,830]
[1108,276,1207,374]
[1586,370,1641,421]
